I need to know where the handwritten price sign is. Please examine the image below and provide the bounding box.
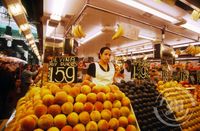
[48,56,78,83]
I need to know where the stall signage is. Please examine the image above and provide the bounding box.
[48,56,78,83]
[134,60,149,79]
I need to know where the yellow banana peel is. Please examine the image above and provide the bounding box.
[112,24,124,40]
[78,25,86,38]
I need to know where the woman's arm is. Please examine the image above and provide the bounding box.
[84,74,91,81]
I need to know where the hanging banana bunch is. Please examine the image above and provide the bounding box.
[196,46,200,54]
[175,49,181,55]
[185,45,200,56]
[185,45,195,54]
[71,24,86,38]
[191,10,200,21]
[112,24,124,40]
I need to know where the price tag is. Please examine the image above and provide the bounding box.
[48,56,78,83]
[135,60,149,79]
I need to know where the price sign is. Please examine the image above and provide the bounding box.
[48,56,78,83]
[135,60,149,79]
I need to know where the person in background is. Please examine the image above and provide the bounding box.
[114,64,123,83]
[120,60,133,82]
[21,64,38,96]
[85,47,115,85]
[0,62,15,118]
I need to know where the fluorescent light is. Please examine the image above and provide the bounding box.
[129,48,154,54]
[111,40,152,52]
[181,23,200,34]
[25,34,33,39]
[173,42,200,48]
[8,3,24,16]
[176,57,199,60]
[46,21,55,36]
[139,34,156,41]
[29,40,35,45]
[115,48,154,56]
[117,0,180,24]
[50,14,61,21]
[20,24,29,31]
[48,36,64,40]
[80,31,103,44]
[31,44,36,49]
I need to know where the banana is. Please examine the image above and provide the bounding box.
[196,46,200,54]
[112,24,124,40]
[77,24,86,38]
[185,45,195,54]
[191,10,200,21]
[71,25,77,38]
[72,25,83,38]
[74,25,82,38]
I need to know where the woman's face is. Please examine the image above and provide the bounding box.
[100,49,111,63]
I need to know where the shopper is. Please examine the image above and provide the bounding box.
[21,64,38,96]
[85,47,115,85]
[0,62,15,119]
[120,60,133,82]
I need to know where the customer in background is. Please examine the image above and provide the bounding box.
[120,60,133,82]
[21,64,38,96]
[0,62,16,119]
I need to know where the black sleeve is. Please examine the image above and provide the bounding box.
[120,69,124,74]
[87,63,96,77]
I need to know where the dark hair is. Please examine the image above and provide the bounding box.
[125,60,132,71]
[24,64,30,69]
[125,60,131,67]
[98,47,111,59]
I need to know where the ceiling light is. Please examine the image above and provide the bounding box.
[111,40,151,51]
[181,23,200,34]
[139,34,156,41]
[29,40,35,45]
[115,48,154,55]
[50,14,61,21]
[46,22,55,36]
[176,57,199,60]
[117,0,180,24]
[26,34,33,39]
[31,44,36,49]
[49,36,64,40]
[8,3,24,16]
[173,42,200,48]
[20,24,29,31]
[80,31,103,44]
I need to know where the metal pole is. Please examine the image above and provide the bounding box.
[65,3,88,36]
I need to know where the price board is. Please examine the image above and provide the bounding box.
[48,56,78,83]
[133,60,149,80]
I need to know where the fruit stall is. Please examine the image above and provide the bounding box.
[4,80,140,131]
[1,0,200,131]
